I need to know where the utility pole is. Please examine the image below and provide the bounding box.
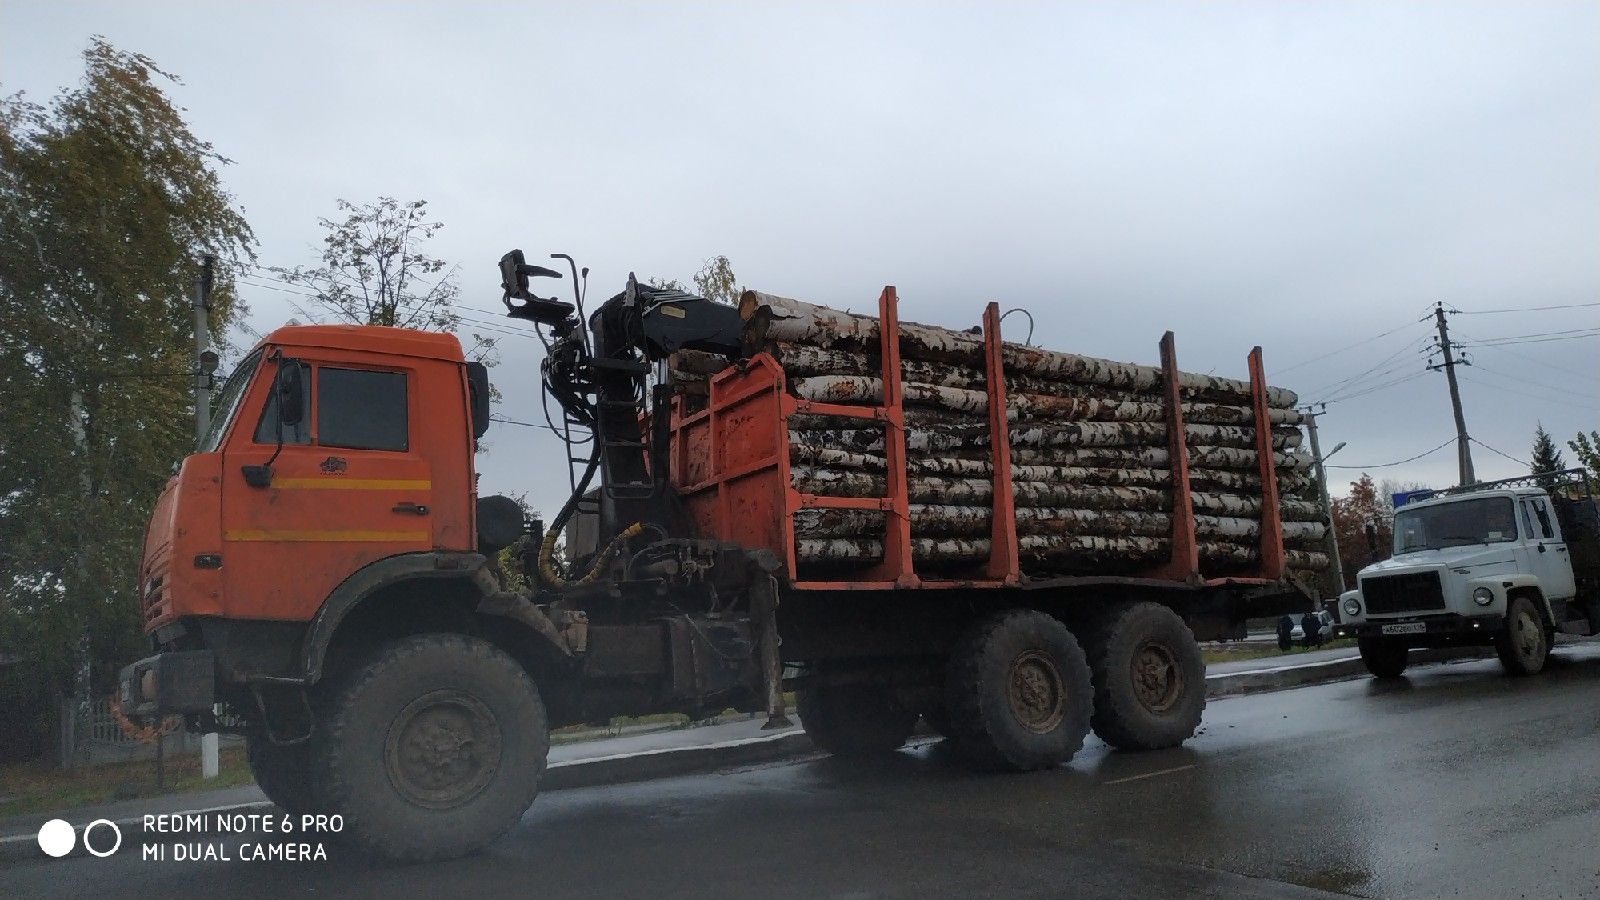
[192,255,221,780]
[193,255,216,444]
[1300,405,1346,596]
[1430,301,1475,486]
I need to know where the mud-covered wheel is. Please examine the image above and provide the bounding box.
[1495,594,1550,677]
[1082,602,1206,751]
[944,609,1092,771]
[1358,637,1409,679]
[797,682,918,756]
[313,633,548,862]
[246,735,316,815]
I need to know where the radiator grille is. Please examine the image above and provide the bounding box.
[1360,571,1446,615]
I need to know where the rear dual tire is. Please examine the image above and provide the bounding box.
[796,682,919,756]
[1081,602,1206,751]
[944,610,1093,771]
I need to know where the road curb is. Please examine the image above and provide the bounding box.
[1203,645,1492,697]
[0,647,1496,865]
[542,728,817,792]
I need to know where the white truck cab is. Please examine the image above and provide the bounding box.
[1333,471,1599,679]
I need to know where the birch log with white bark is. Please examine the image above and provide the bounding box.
[742,291,1300,406]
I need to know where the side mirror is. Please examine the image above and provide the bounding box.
[278,361,305,426]
[1364,523,1379,554]
[466,361,491,440]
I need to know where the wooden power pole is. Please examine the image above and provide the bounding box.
[1430,302,1475,486]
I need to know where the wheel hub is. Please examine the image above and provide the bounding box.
[1007,650,1066,734]
[1513,610,1543,660]
[385,690,502,809]
[1130,641,1183,714]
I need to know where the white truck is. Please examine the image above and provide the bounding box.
[1333,470,1600,678]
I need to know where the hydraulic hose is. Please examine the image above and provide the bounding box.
[539,521,644,589]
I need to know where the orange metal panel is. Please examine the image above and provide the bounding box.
[867,287,918,587]
[1137,332,1201,584]
[982,303,1021,584]
[1248,347,1286,580]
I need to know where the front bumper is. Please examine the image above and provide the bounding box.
[117,650,216,718]
[1332,613,1502,643]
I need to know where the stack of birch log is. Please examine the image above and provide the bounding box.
[677,292,1331,581]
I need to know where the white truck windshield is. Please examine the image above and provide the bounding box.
[1393,496,1518,553]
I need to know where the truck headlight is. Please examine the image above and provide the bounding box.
[1472,587,1494,606]
[1343,597,1362,617]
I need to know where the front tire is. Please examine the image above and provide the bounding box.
[313,633,549,862]
[246,735,316,815]
[944,609,1093,771]
[1358,637,1409,679]
[1081,602,1206,751]
[1495,594,1551,677]
[797,682,918,756]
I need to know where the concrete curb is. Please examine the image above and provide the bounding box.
[0,647,1495,865]
[1203,645,1492,697]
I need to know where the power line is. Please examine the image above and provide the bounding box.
[1453,301,1600,315]
[1325,436,1458,470]
[1451,328,1595,379]
[236,275,543,341]
[1301,336,1432,403]
[1462,362,1598,402]
[1469,437,1530,468]
[1456,373,1600,411]
[489,414,567,435]
[1268,315,1429,377]
[1460,327,1600,343]
[1319,369,1429,405]
[1463,330,1600,348]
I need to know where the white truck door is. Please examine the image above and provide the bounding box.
[1522,497,1577,601]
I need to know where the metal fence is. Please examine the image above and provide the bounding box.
[56,697,218,768]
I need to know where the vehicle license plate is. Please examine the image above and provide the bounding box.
[1381,622,1426,635]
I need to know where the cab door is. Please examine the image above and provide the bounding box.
[1523,496,1577,601]
[221,353,434,622]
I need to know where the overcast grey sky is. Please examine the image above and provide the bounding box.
[5,1,1597,516]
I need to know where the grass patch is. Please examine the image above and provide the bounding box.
[1202,638,1357,666]
[0,743,255,819]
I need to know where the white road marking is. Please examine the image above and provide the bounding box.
[1102,764,1197,785]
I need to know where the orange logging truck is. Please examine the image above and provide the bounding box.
[119,251,1319,860]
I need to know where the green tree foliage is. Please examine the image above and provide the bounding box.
[1568,430,1600,488]
[0,39,255,759]
[692,255,740,305]
[648,255,740,303]
[1530,424,1566,490]
[272,197,496,375]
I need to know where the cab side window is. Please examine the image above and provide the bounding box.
[317,368,409,451]
[1530,499,1556,540]
[253,360,311,445]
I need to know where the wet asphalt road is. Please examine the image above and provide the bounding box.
[5,645,1598,899]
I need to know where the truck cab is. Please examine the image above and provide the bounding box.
[1333,472,1600,678]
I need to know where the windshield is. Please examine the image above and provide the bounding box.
[198,349,263,452]
[1393,496,1517,554]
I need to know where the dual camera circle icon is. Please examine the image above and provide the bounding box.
[37,818,122,858]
